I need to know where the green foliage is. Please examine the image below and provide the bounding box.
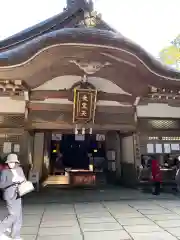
[171,34,180,48]
[159,34,180,70]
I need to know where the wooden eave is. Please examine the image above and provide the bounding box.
[0,8,84,52]
[0,28,179,82]
[139,86,180,105]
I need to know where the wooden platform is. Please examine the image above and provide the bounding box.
[43,175,69,186]
[43,169,96,187]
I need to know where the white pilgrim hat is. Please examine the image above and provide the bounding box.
[6,153,20,164]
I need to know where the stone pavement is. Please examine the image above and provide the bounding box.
[1,190,180,239]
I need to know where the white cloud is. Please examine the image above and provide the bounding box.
[95,0,180,56]
[0,0,66,39]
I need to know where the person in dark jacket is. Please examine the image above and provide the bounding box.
[151,158,162,195]
[0,162,3,201]
[174,157,180,193]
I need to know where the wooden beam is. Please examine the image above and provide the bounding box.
[30,90,71,100]
[98,92,134,103]
[28,102,72,112]
[27,122,136,131]
[28,110,135,125]
[28,102,135,114]
[139,98,180,106]
[30,90,134,103]
[0,128,24,134]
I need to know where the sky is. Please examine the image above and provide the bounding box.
[0,0,179,57]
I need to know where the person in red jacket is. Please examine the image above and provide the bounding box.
[0,163,8,171]
[151,158,162,195]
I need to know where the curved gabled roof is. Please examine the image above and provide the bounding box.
[0,1,115,52]
[0,8,83,52]
[0,28,179,80]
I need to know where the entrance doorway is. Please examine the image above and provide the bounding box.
[47,134,106,187]
[50,134,106,173]
[61,134,89,169]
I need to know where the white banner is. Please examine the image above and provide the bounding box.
[3,142,12,154]
[52,134,62,141]
[28,171,39,184]
[96,134,105,141]
[75,134,85,141]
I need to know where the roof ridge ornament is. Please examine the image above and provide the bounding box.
[66,0,76,8]
[87,0,94,11]
[84,10,101,27]
[66,0,92,9]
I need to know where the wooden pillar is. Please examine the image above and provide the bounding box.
[42,132,51,180]
[105,131,121,182]
[121,134,137,187]
[19,131,33,177]
[32,132,45,179]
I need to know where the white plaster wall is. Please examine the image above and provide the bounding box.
[33,75,131,95]
[137,103,180,118]
[0,97,25,113]
[121,136,134,164]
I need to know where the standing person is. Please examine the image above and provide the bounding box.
[151,158,162,195]
[0,158,8,201]
[0,158,3,201]
[175,157,180,192]
[0,153,26,240]
[54,152,64,174]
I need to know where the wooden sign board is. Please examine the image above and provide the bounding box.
[71,175,96,186]
[73,88,97,124]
